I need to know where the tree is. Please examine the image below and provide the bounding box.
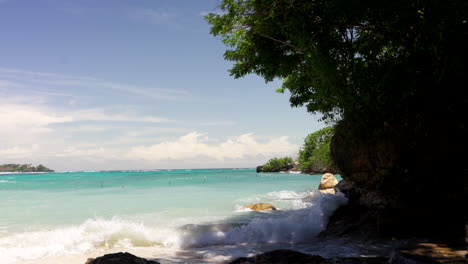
[262,157,294,172]
[298,127,333,173]
[205,0,466,134]
[207,0,467,239]
[36,164,47,171]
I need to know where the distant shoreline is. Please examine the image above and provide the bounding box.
[0,167,254,174]
[0,164,54,173]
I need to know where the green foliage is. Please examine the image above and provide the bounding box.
[262,157,294,172]
[36,164,47,171]
[0,164,52,172]
[206,0,466,136]
[298,127,333,173]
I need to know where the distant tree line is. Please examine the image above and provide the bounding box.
[260,157,294,172]
[260,127,335,173]
[0,164,53,172]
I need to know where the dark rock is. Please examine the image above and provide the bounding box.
[303,163,340,175]
[389,243,467,264]
[256,166,263,173]
[228,249,388,264]
[228,249,327,264]
[84,252,159,264]
[326,124,467,242]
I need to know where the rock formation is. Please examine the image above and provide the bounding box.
[256,166,263,173]
[243,203,277,211]
[84,252,159,264]
[318,173,339,194]
[324,126,467,242]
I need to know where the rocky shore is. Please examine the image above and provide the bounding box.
[84,173,467,264]
[84,244,467,264]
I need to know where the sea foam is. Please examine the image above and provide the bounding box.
[0,191,346,263]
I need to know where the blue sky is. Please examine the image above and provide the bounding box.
[0,0,325,171]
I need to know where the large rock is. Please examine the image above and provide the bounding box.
[84,252,159,264]
[326,124,467,242]
[319,173,339,193]
[243,203,277,211]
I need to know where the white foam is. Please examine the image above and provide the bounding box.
[181,192,347,247]
[0,217,181,263]
[236,190,315,211]
[0,192,347,264]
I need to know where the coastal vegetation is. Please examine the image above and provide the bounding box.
[0,164,53,172]
[207,0,467,241]
[298,127,333,173]
[259,127,335,173]
[260,156,294,172]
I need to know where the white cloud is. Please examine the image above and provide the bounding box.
[0,67,186,100]
[0,104,72,134]
[124,127,189,137]
[126,132,298,161]
[70,108,173,123]
[0,104,171,132]
[0,102,175,160]
[0,145,39,158]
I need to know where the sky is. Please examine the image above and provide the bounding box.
[0,0,325,171]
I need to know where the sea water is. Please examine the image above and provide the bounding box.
[0,169,392,264]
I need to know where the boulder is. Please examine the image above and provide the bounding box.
[243,203,277,211]
[319,173,338,194]
[84,252,159,264]
[319,173,339,189]
[319,188,336,194]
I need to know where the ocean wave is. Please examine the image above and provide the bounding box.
[0,217,179,263]
[181,192,347,247]
[0,192,347,263]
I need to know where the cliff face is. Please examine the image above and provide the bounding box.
[325,120,467,242]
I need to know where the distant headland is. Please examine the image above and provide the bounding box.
[0,164,54,173]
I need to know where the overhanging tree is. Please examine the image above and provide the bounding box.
[207,0,467,239]
[206,0,466,134]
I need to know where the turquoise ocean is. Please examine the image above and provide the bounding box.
[0,169,391,264]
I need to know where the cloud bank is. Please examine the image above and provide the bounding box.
[127,132,298,161]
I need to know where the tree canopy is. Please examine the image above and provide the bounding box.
[261,157,294,172]
[298,127,333,173]
[206,0,467,135]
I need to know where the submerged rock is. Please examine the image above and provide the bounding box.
[319,173,339,194]
[84,252,160,264]
[243,203,277,211]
